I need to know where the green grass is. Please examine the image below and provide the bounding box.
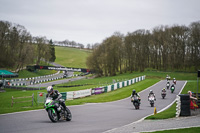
[146,103,176,119]
[181,80,200,94]
[55,46,91,68]
[143,127,200,133]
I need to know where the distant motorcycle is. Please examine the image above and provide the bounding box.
[171,85,175,93]
[44,97,72,122]
[166,82,170,89]
[173,79,176,85]
[131,95,140,109]
[148,95,155,107]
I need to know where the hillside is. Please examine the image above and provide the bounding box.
[55,46,91,68]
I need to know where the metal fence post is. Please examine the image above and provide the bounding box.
[32,93,34,106]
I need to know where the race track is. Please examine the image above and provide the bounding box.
[0,80,186,133]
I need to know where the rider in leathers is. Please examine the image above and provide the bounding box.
[46,86,66,111]
[131,89,141,103]
[148,90,156,101]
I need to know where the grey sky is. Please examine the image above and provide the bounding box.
[0,0,200,45]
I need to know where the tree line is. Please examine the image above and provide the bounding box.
[0,20,56,72]
[54,39,85,49]
[86,21,200,76]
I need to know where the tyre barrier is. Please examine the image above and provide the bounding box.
[179,94,191,116]
[176,95,181,117]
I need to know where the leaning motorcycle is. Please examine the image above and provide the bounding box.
[131,95,140,109]
[171,86,175,93]
[44,97,72,122]
[148,95,155,107]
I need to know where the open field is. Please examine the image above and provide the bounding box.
[54,46,91,68]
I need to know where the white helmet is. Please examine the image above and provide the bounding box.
[47,86,53,94]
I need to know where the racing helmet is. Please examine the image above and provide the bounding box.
[150,90,153,93]
[47,86,53,94]
[132,89,136,95]
[163,88,165,90]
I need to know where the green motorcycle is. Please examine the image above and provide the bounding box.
[44,98,72,122]
[170,85,175,93]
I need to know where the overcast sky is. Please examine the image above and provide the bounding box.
[0,0,200,45]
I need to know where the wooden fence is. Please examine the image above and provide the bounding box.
[11,93,34,107]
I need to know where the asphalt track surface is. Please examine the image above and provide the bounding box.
[0,80,186,133]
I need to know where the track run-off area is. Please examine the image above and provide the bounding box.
[0,80,186,133]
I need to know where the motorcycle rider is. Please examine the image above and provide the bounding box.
[162,88,166,93]
[171,84,175,89]
[46,86,66,111]
[173,78,176,84]
[166,74,170,81]
[166,81,170,89]
[131,89,141,103]
[148,90,156,101]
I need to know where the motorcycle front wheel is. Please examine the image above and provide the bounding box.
[48,108,58,122]
[65,107,72,121]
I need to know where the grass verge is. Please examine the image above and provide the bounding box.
[143,127,200,133]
